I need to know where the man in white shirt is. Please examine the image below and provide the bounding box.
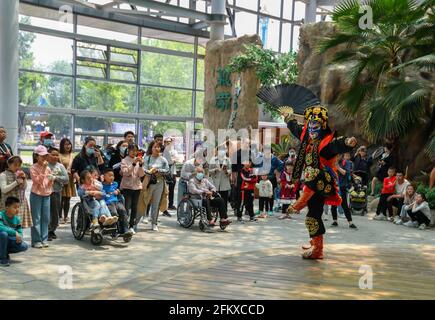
[388,170,410,222]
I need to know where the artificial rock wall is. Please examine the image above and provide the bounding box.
[297,21,434,179]
[203,35,261,137]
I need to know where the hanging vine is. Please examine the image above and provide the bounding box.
[226,44,298,119]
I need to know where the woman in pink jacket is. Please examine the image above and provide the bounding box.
[121,143,145,234]
[30,145,54,248]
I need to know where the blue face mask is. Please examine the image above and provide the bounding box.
[86,147,95,156]
[43,139,53,147]
[196,173,204,180]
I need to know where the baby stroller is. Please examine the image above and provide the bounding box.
[349,171,368,216]
[71,195,132,245]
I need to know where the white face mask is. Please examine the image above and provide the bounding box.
[218,150,227,158]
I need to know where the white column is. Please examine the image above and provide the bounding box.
[210,0,226,41]
[0,0,19,153]
[305,0,317,23]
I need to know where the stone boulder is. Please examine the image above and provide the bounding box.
[203,35,261,137]
[296,21,434,179]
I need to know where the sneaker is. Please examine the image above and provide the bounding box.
[168,206,177,211]
[42,242,49,248]
[267,211,274,217]
[162,211,171,217]
[47,234,53,241]
[395,219,404,225]
[388,216,395,222]
[123,229,134,237]
[143,216,149,224]
[418,223,427,230]
[393,216,401,224]
[0,259,10,267]
[237,217,244,223]
[152,224,159,231]
[220,219,232,226]
[32,242,43,249]
[349,223,357,229]
[404,221,417,228]
[249,217,258,222]
[92,219,99,228]
[128,227,136,235]
[258,213,268,218]
[254,210,261,216]
[331,221,338,227]
[412,221,419,228]
[373,214,387,221]
[48,232,57,239]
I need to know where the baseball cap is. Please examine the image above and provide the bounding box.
[34,145,49,156]
[40,131,53,139]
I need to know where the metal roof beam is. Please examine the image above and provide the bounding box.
[113,0,211,21]
[20,0,211,38]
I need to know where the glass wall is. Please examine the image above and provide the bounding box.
[18,3,204,158]
[221,0,305,53]
[17,1,317,160]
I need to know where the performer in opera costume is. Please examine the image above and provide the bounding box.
[284,106,357,259]
[257,84,357,259]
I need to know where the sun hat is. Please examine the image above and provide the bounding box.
[34,145,49,156]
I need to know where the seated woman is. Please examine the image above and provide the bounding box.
[187,166,231,226]
[395,184,415,225]
[77,170,118,229]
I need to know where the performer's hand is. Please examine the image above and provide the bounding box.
[345,137,357,148]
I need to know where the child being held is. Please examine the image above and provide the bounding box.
[255,173,273,218]
[102,168,132,236]
[78,170,118,228]
[0,196,28,266]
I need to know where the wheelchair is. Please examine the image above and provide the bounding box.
[177,192,229,232]
[71,195,132,245]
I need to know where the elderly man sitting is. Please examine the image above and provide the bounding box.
[187,167,231,226]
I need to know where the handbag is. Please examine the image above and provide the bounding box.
[164,165,175,184]
[147,156,158,186]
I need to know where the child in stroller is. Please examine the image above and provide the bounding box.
[349,171,368,215]
[77,170,118,228]
[102,168,133,237]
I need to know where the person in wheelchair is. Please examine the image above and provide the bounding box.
[77,170,118,229]
[187,167,231,226]
[102,168,132,237]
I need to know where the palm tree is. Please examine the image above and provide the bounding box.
[318,0,434,155]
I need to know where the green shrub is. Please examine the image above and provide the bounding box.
[427,188,435,210]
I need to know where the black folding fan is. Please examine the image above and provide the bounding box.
[257,84,320,115]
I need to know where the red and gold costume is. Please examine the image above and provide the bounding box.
[286,106,355,259]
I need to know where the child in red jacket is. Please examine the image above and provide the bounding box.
[240,160,258,222]
[279,161,299,219]
[374,167,396,221]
